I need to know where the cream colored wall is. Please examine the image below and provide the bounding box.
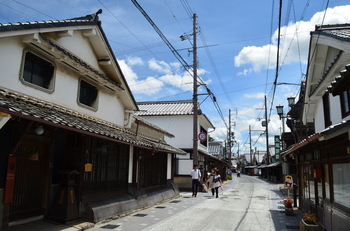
[0,34,125,126]
[140,115,194,149]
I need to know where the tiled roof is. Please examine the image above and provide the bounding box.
[0,10,101,31]
[133,115,174,138]
[281,133,322,157]
[314,24,350,41]
[327,64,350,96]
[136,100,194,116]
[0,88,185,155]
[309,50,342,96]
[208,142,223,155]
[308,24,350,97]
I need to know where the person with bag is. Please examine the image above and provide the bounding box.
[213,169,222,198]
[206,169,215,196]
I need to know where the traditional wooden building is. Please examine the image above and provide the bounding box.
[281,24,350,230]
[136,100,229,189]
[0,10,185,228]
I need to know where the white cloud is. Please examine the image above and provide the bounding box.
[118,59,164,95]
[244,93,265,99]
[237,69,251,76]
[148,59,171,73]
[234,5,350,73]
[118,57,211,95]
[126,56,144,66]
[160,73,193,91]
[234,44,277,72]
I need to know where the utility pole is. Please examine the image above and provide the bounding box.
[249,125,252,165]
[192,13,198,166]
[264,95,270,165]
[228,110,232,166]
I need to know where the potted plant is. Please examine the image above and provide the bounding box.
[283,198,294,216]
[300,211,321,231]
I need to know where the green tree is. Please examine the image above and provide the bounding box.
[209,135,215,142]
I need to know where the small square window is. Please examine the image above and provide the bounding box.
[79,80,98,109]
[22,51,54,89]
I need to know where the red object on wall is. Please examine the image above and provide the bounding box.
[4,156,16,203]
[314,168,322,178]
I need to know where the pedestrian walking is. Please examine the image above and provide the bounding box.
[206,169,216,196]
[213,169,222,198]
[191,164,201,197]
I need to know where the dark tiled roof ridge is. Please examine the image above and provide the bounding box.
[315,23,350,31]
[137,99,193,105]
[0,9,102,27]
[0,87,186,154]
[0,87,129,133]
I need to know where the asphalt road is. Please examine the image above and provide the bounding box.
[88,175,301,231]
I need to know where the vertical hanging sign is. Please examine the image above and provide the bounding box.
[275,135,280,161]
[4,156,16,203]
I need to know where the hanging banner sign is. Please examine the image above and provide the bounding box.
[275,135,280,161]
[4,156,16,203]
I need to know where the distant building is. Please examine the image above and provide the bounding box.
[208,141,224,159]
[136,100,229,189]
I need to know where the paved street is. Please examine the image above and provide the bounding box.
[87,175,302,231]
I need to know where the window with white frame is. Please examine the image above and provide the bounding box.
[22,51,55,90]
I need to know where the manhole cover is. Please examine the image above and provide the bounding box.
[155,206,166,209]
[133,213,148,217]
[170,200,181,203]
[101,224,120,229]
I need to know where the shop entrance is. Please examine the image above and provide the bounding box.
[9,142,48,221]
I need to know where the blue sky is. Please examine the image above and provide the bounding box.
[1,0,350,155]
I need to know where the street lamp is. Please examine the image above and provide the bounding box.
[287,97,295,107]
[276,105,286,133]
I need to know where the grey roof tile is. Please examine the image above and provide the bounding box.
[0,88,185,155]
[313,24,350,41]
[136,100,194,116]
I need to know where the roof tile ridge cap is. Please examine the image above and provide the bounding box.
[0,89,133,134]
[1,88,127,131]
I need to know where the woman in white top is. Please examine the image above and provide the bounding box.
[206,169,215,196]
[213,170,222,198]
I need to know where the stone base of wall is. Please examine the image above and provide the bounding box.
[174,176,207,192]
[80,180,180,223]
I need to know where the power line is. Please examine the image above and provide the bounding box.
[12,0,57,20]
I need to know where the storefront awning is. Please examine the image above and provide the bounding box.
[281,133,322,157]
[267,161,282,167]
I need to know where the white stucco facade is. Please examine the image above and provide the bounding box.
[0,28,133,127]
